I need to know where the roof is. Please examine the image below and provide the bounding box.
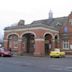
[31,16,68,28]
[4,17,68,31]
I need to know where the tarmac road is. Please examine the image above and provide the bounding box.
[0,56,72,72]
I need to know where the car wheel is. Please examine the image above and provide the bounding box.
[50,56,53,58]
[1,54,4,57]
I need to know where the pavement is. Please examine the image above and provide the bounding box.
[66,55,72,57]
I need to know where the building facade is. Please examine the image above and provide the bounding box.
[4,12,72,56]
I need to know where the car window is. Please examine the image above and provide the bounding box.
[0,48,4,52]
[4,48,8,51]
[55,49,60,52]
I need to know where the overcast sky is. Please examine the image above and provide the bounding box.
[0,0,72,37]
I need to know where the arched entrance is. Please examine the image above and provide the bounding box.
[8,34,18,55]
[45,34,52,55]
[22,33,35,55]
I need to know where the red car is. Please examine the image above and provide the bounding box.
[0,48,12,57]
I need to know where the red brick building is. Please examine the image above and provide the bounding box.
[4,12,72,56]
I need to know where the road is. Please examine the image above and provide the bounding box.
[0,56,72,72]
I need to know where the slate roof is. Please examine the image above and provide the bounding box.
[4,16,68,31]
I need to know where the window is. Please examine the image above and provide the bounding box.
[69,19,72,25]
[8,35,18,48]
[64,26,68,33]
[63,40,69,49]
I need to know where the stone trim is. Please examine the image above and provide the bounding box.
[20,31,37,38]
[18,39,22,41]
[43,32,54,39]
[5,27,58,33]
[4,39,8,42]
[35,38,44,41]
[6,33,19,39]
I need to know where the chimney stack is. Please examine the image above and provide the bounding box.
[18,20,25,26]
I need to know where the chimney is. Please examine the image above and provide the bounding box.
[18,20,25,26]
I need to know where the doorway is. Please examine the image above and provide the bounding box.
[45,34,52,55]
[22,33,35,54]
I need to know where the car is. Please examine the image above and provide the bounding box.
[49,48,65,58]
[0,47,12,57]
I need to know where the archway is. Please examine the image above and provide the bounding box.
[22,33,35,54]
[8,34,18,55]
[44,34,52,55]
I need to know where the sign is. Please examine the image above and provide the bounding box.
[64,26,68,33]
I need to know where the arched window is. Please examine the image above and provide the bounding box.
[64,26,68,33]
[8,34,18,48]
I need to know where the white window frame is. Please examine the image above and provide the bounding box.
[63,40,69,49]
[69,19,72,25]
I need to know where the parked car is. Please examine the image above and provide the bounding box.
[0,47,12,57]
[49,49,65,58]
